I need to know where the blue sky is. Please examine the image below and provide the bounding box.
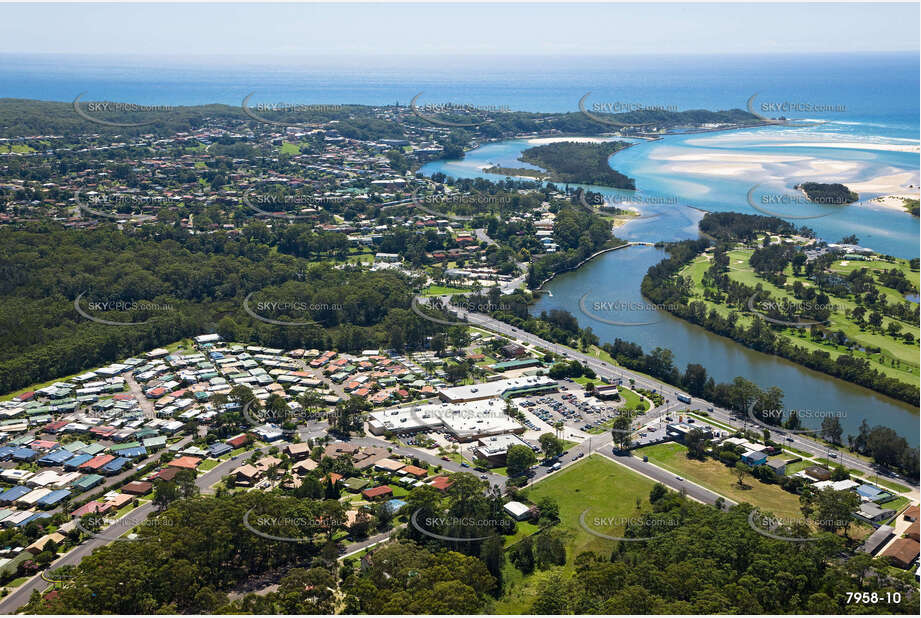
[3,2,918,57]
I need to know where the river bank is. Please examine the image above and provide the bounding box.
[421,130,919,444]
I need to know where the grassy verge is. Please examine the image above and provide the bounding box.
[635,442,802,519]
[198,459,220,471]
[685,412,734,432]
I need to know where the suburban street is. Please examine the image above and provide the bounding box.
[1,300,912,613]
[0,425,503,613]
[0,436,237,613]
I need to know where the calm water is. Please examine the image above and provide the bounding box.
[5,52,918,442]
[422,134,919,444]
[2,51,917,136]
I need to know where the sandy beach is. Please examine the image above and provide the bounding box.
[650,147,918,195]
[867,193,920,212]
[775,141,920,153]
[847,172,919,195]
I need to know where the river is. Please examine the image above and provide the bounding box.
[421,134,919,445]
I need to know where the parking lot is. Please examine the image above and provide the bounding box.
[516,388,622,436]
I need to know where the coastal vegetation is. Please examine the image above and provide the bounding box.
[797,182,859,204]
[517,141,636,189]
[481,165,547,179]
[0,98,764,144]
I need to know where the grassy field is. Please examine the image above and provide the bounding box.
[522,455,657,559]
[584,345,619,366]
[2,144,35,154]
[680,247,919,387]
[635,442,803,519]
[279,141,301,155]
[618,386,649,411]
[495,455,658,613]
[421,285,470,296]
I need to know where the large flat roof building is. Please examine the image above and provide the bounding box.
[437,376,557,403]
[368,398,523,441]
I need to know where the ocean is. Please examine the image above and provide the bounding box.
[1,52,918,139]
[3,51,919,441]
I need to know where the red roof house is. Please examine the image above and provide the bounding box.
[362,486,393,500]
[167,456,201,470]
[80,454,115,471]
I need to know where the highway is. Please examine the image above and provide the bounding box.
[3,301,913,612]
[444,301,918,497]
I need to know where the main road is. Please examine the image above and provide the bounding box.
[441,300,918,496]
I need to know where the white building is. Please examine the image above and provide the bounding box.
[437,376,557,403]
[368,398,523,441]
[503,501,531,521]
[474,433,532,463]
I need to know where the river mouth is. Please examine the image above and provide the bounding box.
[420,133,919,445]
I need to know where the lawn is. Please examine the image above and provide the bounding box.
[199,459,220,471]
[682,249,920,387]
[783,459,812,475]
[494,455,658,613]
[502,520,541,548]
[421,285,470,296]
[560,440,579,452]
[279,141,301,155]
[388,484,409,498]
[880,496,910,515]
[635,442,803,519]
[114,500,141,519]
[617,386,649,411]
[522,454,657,558]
